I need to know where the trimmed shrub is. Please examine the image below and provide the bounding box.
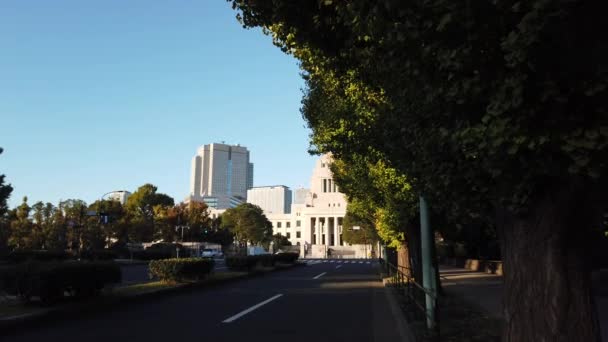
[225,255,258,271]
[225,254,276,271]
[274,252,299,264]
[148,258,214,283]
[4,250,72,263]
[0,261,121,304]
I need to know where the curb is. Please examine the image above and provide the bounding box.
[0,262,304,337]
[375,264,417,342]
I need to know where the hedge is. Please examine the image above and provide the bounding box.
[0,261,121,304]
[274,252,299,264]
[3,250,72,263]
[80,249,118,261]
[149,258,214,283]
[225,254,296,271]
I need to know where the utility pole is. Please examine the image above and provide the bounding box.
[420,195,437,330]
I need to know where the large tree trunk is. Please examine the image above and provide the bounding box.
[406,223,423,283]
[496,184,602,342]
[397,242,412,278]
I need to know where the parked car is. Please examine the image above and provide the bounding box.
[201,249,223,258]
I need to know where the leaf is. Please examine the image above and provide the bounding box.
[437,13,452,31]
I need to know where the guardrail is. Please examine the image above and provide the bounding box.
[380,258,439,338]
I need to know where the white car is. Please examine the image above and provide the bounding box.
[201,249,223,258]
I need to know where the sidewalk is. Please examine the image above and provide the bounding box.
[440,265,608,341]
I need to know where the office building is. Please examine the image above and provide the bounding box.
[247,185,292,215]
[188,143,253,209]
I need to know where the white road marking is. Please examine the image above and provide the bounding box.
[313,272,327,279]
[330,260,334,263]
[215,267,228,270]
[359,261,363,264]
[323,260,328,263]
[366,262,370,264]
[336,265,342,269]
[222,294,284,323]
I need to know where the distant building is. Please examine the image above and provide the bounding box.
[107,190,131,205]
[247,185,292,215]
[188,143,253,209]
[293,187,309,205]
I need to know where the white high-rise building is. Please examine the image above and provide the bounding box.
[107,190,131,205]
[188,143,254,209]
[247,185,292,215]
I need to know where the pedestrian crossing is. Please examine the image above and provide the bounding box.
[303,259,373,265]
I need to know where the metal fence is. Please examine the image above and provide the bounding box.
[380,258,439,338]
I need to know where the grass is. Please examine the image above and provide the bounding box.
[113,271,249,296]
[0,295,47,319]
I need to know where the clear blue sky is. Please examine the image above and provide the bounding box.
[0,0,317,208]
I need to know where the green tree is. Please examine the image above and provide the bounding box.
[221,203,272,246]
[271,233,291,248]
[88,199,126,245]
[205,216,235,248]
[44,202,67,250]
[341,205,378,246]
[60,199,88,254]
[125,184,175,242]
[0,147,14,253]
[8,197,34,249]
[230,2,608,339]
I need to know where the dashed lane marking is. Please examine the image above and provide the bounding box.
[222,294,284,323]
[313,272,327,279]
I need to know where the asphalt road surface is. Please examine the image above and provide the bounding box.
[9,259,405,342]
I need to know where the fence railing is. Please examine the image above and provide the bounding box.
[380,258,439,338]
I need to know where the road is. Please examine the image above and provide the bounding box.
[8,259,406,342]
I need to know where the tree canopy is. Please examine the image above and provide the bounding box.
[229,1,608,340]
[221,203,272,246]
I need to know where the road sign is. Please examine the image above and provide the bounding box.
[353,226,361,230]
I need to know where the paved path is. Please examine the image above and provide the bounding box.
[8,259,408,342]
[440,265,608,341]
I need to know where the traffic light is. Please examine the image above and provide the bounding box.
[99,212,109,224]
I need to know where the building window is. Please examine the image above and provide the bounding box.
[296,220,301,227]
[286,232,291,239]
[286,222,291,228]
[323,179,327,192]
[296,231,301,238]
[277,222,282,228]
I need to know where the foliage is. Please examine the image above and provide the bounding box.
[204,216,235,247]
[0,261,121,303]
[271,233,291,248]
[0,147,13,254]
[229,1,608,339]
[225,254,275,271]
[0,148,12,217]
[221,203,273,246]
[125,184,175,242]
[148,258,214,283]
[3,249,71,263]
